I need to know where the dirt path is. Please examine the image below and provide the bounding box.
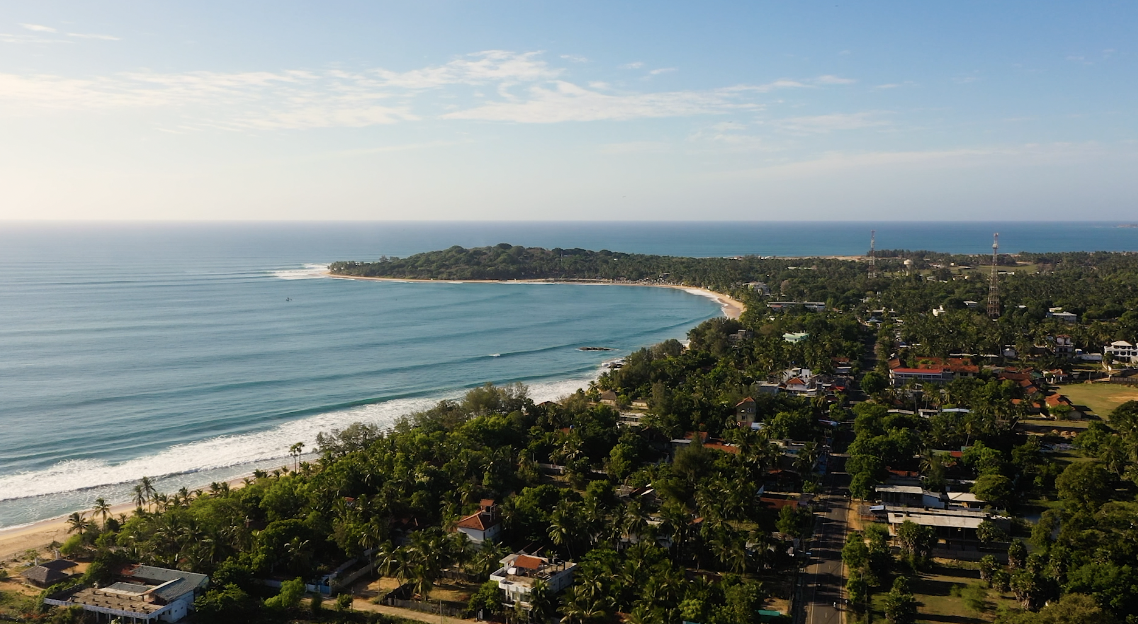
[351,598,478,624]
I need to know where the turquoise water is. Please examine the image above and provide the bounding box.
[0,221,1135,528]
[0,224,725,528]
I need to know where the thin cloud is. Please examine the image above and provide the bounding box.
[370,50,560,89]
[740,143,1116,179]
[0,51,849,129]
[620,62,645,70]
[20,23,57,33]
[774,112,891,134]
[560,54,587,63]
[443,81,759,123]
[67,32,120,41]
[0,33,73,44]
[814,75,856,85]
[875,83,901,89]
[599,141,670,154]
[649,67,677,76]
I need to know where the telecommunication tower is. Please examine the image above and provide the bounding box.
[868,230,877,278]
[987,233,1000,319]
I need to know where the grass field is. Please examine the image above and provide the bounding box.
[1058,383,1138,419]
[867,565,1019,624]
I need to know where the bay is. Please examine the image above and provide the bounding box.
[0,220,1134,528]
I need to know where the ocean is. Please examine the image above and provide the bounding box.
[0,221,1135,529]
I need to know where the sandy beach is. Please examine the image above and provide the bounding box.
[0,475,254,565]
[325,273,747,319]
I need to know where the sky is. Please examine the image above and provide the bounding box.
[1,1,1135,221]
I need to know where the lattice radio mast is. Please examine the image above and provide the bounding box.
[987,233,1000,319]
[868,230,877,278]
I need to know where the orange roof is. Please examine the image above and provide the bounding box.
[705,442,739,454]
[456,511,498,531]
[513,555,543,570]
[1045,394,1072,407]
[480,499,496,508]
[736,397,756,406]
[787,377,806,386]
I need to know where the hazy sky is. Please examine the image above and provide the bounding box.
[2,1,1135,221]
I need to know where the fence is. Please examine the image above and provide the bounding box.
[385,596,468,618]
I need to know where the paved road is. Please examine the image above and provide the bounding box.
[804,470,850,624]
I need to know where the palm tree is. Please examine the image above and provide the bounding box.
[289,442,305,472]
[548,503,578,559]
[66,512,88,536]
[93,498,111,528]
[132,485,147,511]
[284,537,312,574]
[140,476,156,509]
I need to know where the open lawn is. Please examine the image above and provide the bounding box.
[1058,383,1138,419]
[868,565,1018,624]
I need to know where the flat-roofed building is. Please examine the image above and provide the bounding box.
[489,552,576,610]
[44,565,207,622]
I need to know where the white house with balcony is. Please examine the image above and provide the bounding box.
[489,552,576,609]
[1105,341,1137,364]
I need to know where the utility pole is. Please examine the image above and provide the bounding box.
[868,230,876,279]
[987,233,1000,319]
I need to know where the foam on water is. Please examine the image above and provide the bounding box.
[0,374,594,505]
[0,373,597,527]
[271,263,330,280]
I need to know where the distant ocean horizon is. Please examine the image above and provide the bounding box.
[0,221,1135,529]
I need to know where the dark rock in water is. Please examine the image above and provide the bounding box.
[578,346,615,351]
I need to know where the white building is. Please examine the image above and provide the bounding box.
[1105,341,1137,364]
[1047,308,1078,323]
[455,500,502,544]
[44,565,207,622]
[489,553,576,608]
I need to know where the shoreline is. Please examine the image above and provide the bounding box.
[324,273,746,320]
[0,474,254,564]
[2,276,738,562]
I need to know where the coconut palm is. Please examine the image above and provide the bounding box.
[93,498,111,528]
[548,503,579,558]
[374,542,401,577]
[132,485,147,511]
[289,442,305,472]
[66,512,88,536]
[140,476,156,508]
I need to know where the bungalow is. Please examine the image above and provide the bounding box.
[944,491,984,509]
[754,382,782,395]
[44,565,208,623]
[747,282,771,296]
[630,399,650,410]
[885,508,1007,547]
[1047,309,1078,323]
[489,553,576,609]
[598,390,619,406]
[20,559,78,588]
[455,499,502,544]
[874,485,945,509]
[728,329,754,344]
